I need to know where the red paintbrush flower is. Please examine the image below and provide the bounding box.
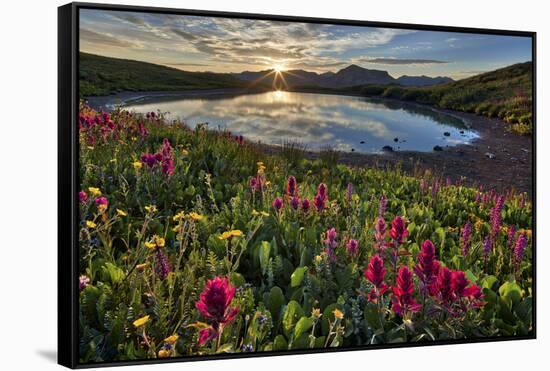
[389,216,408,246]
[196,276,239,325]
[364,255,389,302]
[414,240,440,290]
[391,266,421,316]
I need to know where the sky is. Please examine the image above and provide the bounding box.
[79,9,532,80]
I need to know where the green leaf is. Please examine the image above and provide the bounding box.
[273,335,288,351]
[499,280,523,304]
[282,300,304,337]
[267,286,285,322]
[465,269,478,283]
[101,262,124,284]
[290,266,308,288]
[294,316,314,338]
[481,275,499,291]
[216,343,234,353]
[259,241,271,275]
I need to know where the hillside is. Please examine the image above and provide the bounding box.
[357,62,533,134]
[79,53,246,96]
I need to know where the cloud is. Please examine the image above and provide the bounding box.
[362,58,449,65]
[80,29,138,48]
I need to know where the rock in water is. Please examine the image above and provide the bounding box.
[433,145,443,151]
[382,145,394,152]
[485,152,496,159]
[443,132,450,137]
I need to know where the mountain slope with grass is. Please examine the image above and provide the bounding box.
[357,62,533,134]
[79,52,246,97]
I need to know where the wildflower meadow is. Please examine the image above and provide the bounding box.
[78,103,533,363]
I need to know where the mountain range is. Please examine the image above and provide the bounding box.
[231,64,454,88]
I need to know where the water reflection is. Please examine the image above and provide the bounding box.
[124,91,478,153]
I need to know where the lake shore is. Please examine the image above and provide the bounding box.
[263,106,532,196]
[85,88,533,195]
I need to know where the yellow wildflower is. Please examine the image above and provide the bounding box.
[181,149,189,156]
[133,315,150,328]
[158,349,170,358]
[86,220,97,229]
[136,263,148,271]
[252,209,270,217]
[116,209,127,217]
[188,212,203,221]
[173,211,184,221]
[145,205,157,213]
[164,334,179,344]
[314,255,322,264]
[133,161,143,170]
[88,187,101,196]
[474,219,484,231]
[145,235,165,249]
[110,158,117,163]
[311,308,321,319]
[219,230,243,240]
[333,309,344,320]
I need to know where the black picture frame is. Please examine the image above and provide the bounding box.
[58,2,537,368]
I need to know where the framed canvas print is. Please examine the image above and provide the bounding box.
[58,2,536,368]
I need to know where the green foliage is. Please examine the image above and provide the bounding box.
[353,62,533,135]
[79,52,246,97]
[77,103,533,363]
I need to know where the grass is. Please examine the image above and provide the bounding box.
[79,52,246,97]
[354,62,533,135]
[77,103,533,363]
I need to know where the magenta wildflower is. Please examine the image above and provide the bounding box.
[79,191,88,203]
[95,196,108,208]
[414,240,440,291]
[313,194,325,212]
[272,197,284,211]
[392,266,421,316]
[290,196,300,210]
[317,183,327,199]
[287,176,297,197]
[154,248,172,280]
[346,239,359,258]
[378,195,387,218]
[249,177,258,192]
[450,270,470,298]
[375,217,387,248]
[461,221,472,256]
[364,255,389,302]
[195,276,239,345]
[313,183,328,212]
[159,138,175,176]
[323,227,338,261]
[141,153,158,167]
[507,225,517,250]
[483,235,491,259]
[490,195,505,239]
[435,266,454,303]
[79,275,90,291]
[301,198,310,212]
[389,216,408,246]
[513,233,528,268]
